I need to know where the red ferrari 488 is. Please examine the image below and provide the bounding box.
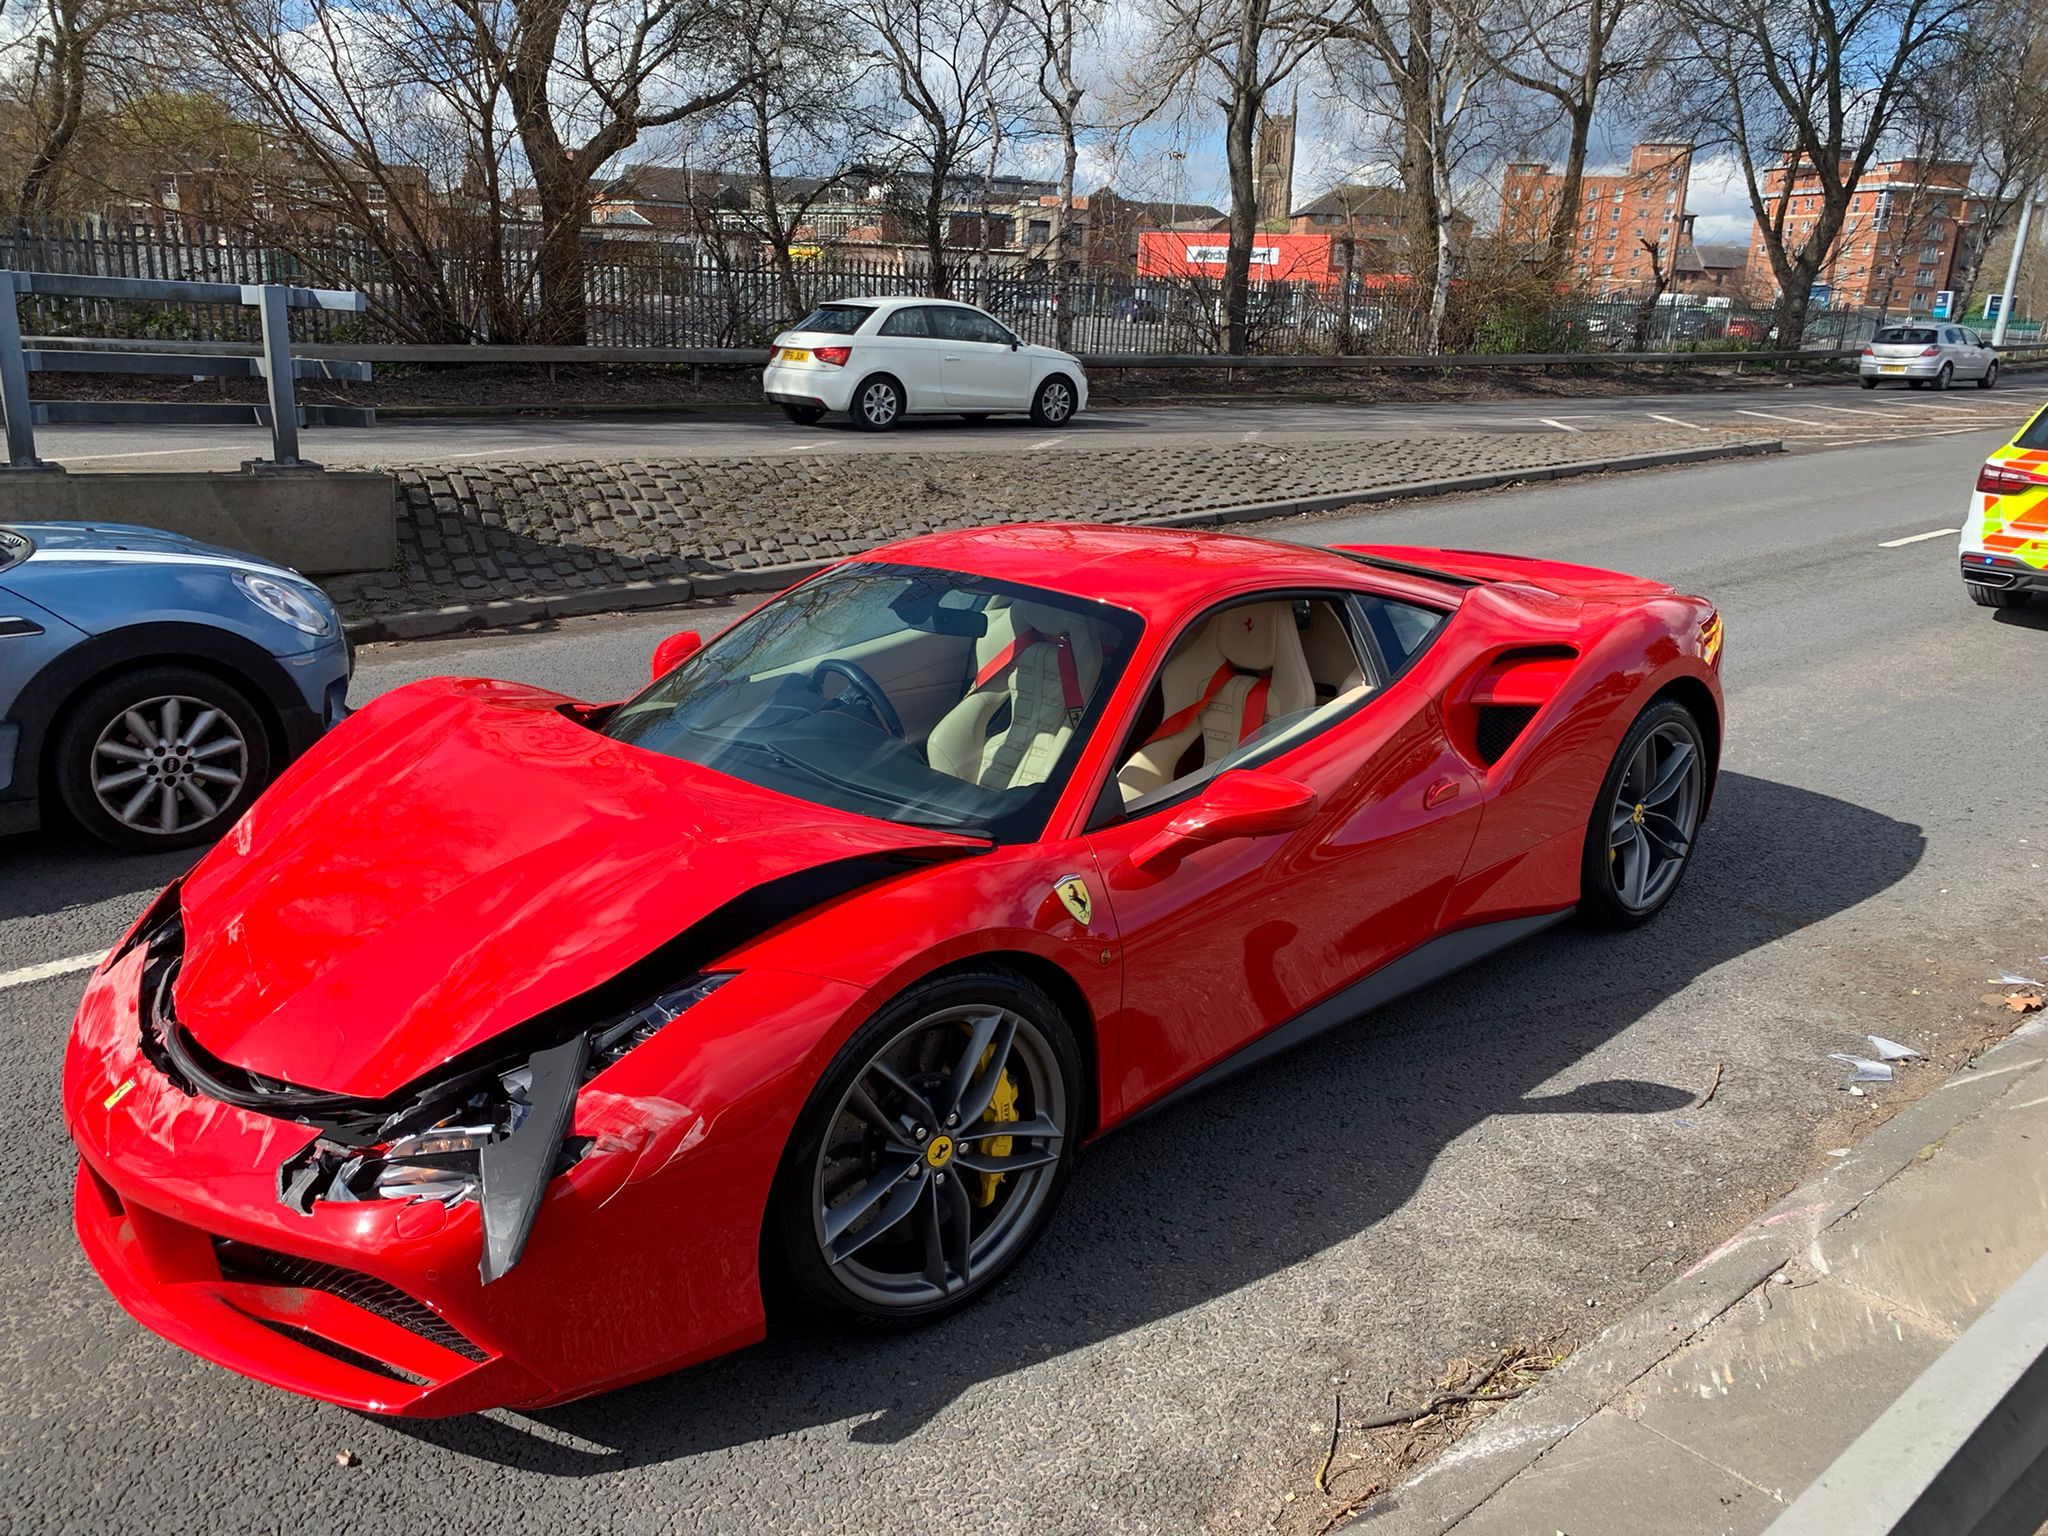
[65,523,1722,1415]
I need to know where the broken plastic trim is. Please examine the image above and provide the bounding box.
[477,1034,585,1283]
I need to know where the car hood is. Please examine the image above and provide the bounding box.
[172,677,983,1098]
[4,520,280,567]
[1023,344,1082,367]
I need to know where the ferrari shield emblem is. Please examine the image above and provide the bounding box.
[1053,875,1093,925]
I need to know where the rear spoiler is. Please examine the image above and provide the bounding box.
[1330,544,1673,599]
[1327,547,1484,588]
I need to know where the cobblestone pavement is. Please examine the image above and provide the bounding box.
[327,427,1729,619]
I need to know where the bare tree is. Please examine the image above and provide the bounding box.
[1009,0,1103,347]
[1658,0,1972,347]
[853,0,1025,298]
[1629,229,1670,344]
[1949,0,2048,312]
[1475,0,1662,284]
[1140,0,1333,353]
[2,0,159,217]
[1328,0,1499,351]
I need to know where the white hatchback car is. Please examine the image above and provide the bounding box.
[1858,322,1999,390]
[762,297,1088,430]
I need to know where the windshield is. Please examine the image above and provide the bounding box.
[601,563,1141,841]
[0,527,28,575]
[791,304,872,335]
[1875,327,1938,344]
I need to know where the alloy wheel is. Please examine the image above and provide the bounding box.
[812,1004,1067,1310]
[1606,720,1703,913]
[860,381,901,427]
[91,694,248,837]
[1039,380,1073,422]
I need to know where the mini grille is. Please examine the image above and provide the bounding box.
[1474,704,1539,766]
[214,1240,487,1363]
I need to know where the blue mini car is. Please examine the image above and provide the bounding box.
[0,522,351,851]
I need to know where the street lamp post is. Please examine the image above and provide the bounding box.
[1991,186,2039,347]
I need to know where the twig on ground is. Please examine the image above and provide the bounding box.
[1314,1390,1342,1495]
[1696,1060,1724,1106]
[1349,1383,1533,1431]
[1313,1483,1382,1536]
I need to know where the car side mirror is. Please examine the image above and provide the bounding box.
[1129,770,1319,871]
[1010,339,1021,351]
[649,629,703,681]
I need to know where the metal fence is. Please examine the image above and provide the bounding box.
[0,217,1923,358]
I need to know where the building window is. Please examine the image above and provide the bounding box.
[1027,218,1051,244]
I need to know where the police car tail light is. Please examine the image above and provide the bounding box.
[1976,461,2048,497]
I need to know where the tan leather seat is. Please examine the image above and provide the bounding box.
[1117,602,1315,801]
[928,600,1105,790]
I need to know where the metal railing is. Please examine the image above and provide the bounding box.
[0,269,375,471]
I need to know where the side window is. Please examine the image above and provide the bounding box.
[1357,593,1450,671]
[1110,595,1375,814]
[958,308,1014,346]
[879,306,931,338]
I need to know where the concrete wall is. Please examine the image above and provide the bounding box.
[0,468,396,575]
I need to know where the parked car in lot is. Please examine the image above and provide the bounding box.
[65,523,1721,1414]
[1112,294,1162,323]
[1859,323,1998,390]
[0,522,350,850]
[1961,403,2048,609]
[762,297,1088,430]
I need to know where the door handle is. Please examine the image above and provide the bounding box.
[943,353,963,361]
[1424,777,1462,809]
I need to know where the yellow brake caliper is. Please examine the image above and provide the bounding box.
[975,1054,1020,1207]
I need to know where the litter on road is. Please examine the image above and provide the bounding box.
[1830,1054,1895,1083]
[1866,1035,1923,1062]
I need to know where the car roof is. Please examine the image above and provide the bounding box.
[853,522,1455,619]
[816,296,980,314]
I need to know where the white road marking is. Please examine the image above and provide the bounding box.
[1538,417,1582,433]
[1647,413,1709,431]
[1028,436,1065,450]
[1808,404,1913,419]
[58,446,223,463]
[0,951,104,991]
[1905,401,1977,413]
[1737,408,1833,427]
[1879,527,1960,547]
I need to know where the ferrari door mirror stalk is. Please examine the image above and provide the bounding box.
[1129,770,1320,871]
[649,629,703,681]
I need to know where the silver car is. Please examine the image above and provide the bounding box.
[1859,323,1998,390]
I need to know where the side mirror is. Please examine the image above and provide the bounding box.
[1129,770,1319,871]
[649,629,703,681]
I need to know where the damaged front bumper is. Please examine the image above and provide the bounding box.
[64,934,865,1415]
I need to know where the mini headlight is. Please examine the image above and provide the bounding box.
[233,569,335,636]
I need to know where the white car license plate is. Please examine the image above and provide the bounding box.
[779,347,810,363]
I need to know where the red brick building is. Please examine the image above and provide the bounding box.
[1745,157,1971,315]
[1500,143,1693,292]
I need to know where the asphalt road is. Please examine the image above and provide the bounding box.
[28,377,2041,468]
[4,431,2047,1534]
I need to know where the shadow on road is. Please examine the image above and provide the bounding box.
[0,824,196,928]
[387,769,1924,1474]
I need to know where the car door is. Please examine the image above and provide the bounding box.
[1083,590,1484,1115]
[937,307,1034,409]
[871,305,947,411]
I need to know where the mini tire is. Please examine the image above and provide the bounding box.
[852,375,904,431]
[780,403,825,425]
[52,665,272,853]
[1978,362,1998,390]
[1580,698,1708,929]
[769,967,1082,1328]
[1030,374,1078,427]
[1967,581,2029,608]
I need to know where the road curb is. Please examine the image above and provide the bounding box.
[341,438,1781,644]
[1348,1016,2048,1534]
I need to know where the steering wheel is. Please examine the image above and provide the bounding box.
[810,658,905,739]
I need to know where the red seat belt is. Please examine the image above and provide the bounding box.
[1238,677,1270,743]
[973,627,1083,716]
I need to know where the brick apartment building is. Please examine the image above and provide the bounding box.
[1500,143,1693,292]
[1745,156,1970,314]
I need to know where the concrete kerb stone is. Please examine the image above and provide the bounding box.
[1346,1016,2048,1535]
[342,439,1782,644]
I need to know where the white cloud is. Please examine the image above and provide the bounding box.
[1685,152,1757,244]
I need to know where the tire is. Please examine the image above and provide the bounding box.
[1579,698,1708,929]
[852,375,904,431]
[1933,363,1953,391]
[1030,374,1078,427]
[769,967,1082,1327]
[1860,377,1878,389]
[52,665,273,853]
[1978,362,1998,390]
[1907,379,1924,390]
[780,403,825,425]
[1967,581,2029,608]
